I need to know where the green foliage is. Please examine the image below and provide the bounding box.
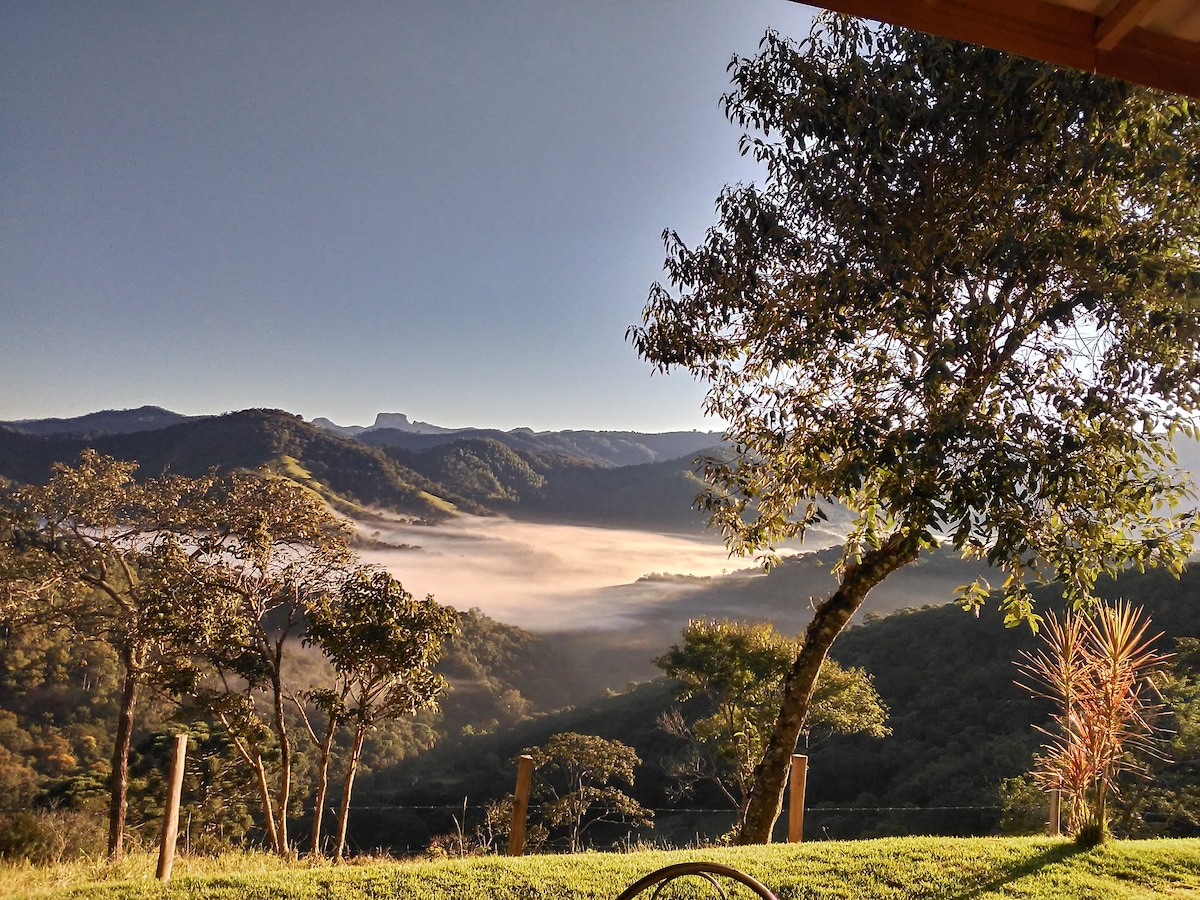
[307,568,457,720]
[302,568,457,859]
[629,13,1200,842]
[1109,637,1200,838]
[656,619,888,828]
[527,732,653,852]
[998,775,1051,836]
[0,451,243,858]
[632,15,1200,613]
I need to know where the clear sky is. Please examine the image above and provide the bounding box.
[2,1,817,433]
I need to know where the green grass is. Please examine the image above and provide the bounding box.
[4,838,1199,900]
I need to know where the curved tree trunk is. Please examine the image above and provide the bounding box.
[737,531,919,844]
[107,658,139,859]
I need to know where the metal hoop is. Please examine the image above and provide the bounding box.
[614,862,779,900]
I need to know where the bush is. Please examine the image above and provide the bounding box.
[0,810,105,864]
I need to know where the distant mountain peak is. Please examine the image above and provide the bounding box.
[312,412,458,436]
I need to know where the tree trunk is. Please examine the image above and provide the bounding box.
[252,754,281,854]
[334,724,367,863]
[107,660,139,859]
[737,531,919,844]
[270,667,292,855]
[310,722,338,856]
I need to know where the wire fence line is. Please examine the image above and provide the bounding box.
[294,803,1015,854]
[328,804,1003,813]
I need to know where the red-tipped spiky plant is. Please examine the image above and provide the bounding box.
[1017,601,1169,843]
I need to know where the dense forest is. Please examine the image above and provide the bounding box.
[2,563,1196,857]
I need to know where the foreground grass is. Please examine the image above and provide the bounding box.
[3,837,1199,899]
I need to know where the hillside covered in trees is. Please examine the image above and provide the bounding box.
[3,557,1195,856]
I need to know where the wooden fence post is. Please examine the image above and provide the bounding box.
[507,754,534,856]
[788,754,808,843]
[1048,787,1061,837]
[156,734,188,882]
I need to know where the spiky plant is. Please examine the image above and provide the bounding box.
[1017,601,1168,844]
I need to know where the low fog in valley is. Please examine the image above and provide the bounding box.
[355,515,808,631]
[356,513,993,687]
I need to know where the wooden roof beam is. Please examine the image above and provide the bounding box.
[793,0,1200,98]
[1096,0,1167,52]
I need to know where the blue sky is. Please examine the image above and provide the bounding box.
[2,1,817,432]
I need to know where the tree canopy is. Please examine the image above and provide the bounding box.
[630,15,1200,843]
[657,618,888,833]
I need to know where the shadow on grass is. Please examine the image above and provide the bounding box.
[947,841,1086,900]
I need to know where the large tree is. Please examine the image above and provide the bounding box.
[0,452,234,859]
[629,16,1200,843]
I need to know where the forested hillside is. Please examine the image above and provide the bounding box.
[0,410,502,521]
[2,548,1196,856]
[0,603,586,858]
[357,567,1199,849]
[359,424,721,468]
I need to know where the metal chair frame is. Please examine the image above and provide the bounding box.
[614,862,779,900]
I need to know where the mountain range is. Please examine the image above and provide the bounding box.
[5,405,1200,534]
[0,406,725,530]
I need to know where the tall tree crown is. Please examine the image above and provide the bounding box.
[630,17,1200,622]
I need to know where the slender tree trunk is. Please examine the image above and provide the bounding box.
[252,754,281,854]
[310,722,338,856]
[334,725,367,863]
[107,658,139,859]
[270,666,292,855]
[737,532,919,844]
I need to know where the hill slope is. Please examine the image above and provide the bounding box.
[366,566,1200,846]
[361,424,722,467]
[0,405,203,437]
[0,409,473,520]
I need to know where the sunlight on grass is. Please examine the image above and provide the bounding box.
[3,838,1200,900]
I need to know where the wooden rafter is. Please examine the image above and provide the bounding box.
[793,0,1200,98]
[1096,0,1166,52]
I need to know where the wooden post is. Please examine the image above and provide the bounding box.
[507,754,535,856]
[156,734,188,882]
[1048,787,1061,837]
[788,754,808,843]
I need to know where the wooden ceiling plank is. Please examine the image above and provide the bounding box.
[801,0,1099,70]
[1099,24,1200,95]
[793,0,1200,98]
[1096,0,1166,52]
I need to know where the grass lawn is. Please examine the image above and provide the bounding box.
[3,837,1199,899]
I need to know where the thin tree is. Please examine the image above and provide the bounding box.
[629,15,1200,842]
[303,567,457,861]
[184,472,353,856]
